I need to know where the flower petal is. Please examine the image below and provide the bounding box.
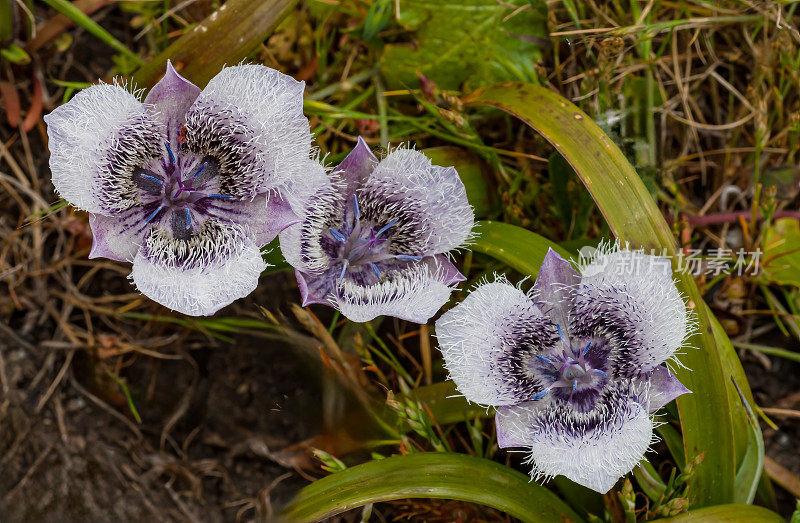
[496,401,548,448]
[532,249,580,331]
[575,249,689,376]
[144,60,201,148]
[199,192,298,248]
[130,222,265,315]
[183,65,311,199]
[360,148,473,256]
[335,256,456,324]
[435,254,466,285]
[279,161,345,273]
[88,211,147,262]
[435,280,558,406]
[502,388,653,493]
[44,82,161,214]
[337,136,377,194]
[296,269,336,307]
[645,366,690,413]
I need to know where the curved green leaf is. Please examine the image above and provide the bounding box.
[471,220,570,275]
[465,82,756,507]
[280,452,583,522]
[662,504,783,522]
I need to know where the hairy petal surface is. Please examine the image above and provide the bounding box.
[279,161,344,273]
[495,400,547,448]
[130,223,265,316]
[45,82,161,214]
[498,388,653,493]
[576,249,689,376]
[360,148,473,256]
[335,256,455,324]
[436,281,557,406]
[183,65,311,199]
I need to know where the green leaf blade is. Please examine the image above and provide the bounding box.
[471,220,570,276]
[280,452,583,522]
[662,504,783,522]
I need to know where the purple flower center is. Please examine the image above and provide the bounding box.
[327,195,422,283]
[531,324,608,402]
[134,142,231,239]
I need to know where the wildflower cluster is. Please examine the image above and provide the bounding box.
[46,63,472,321]
[46,64,693,495]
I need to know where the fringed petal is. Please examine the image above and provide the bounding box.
[44,82,161,214]
[514,386,654,493]
[575,248,690,376]
[335,256,457,324]
[359,148,473,256]
[435,280,559,406]
[279,161,345,273]
[183,65,311,199]
[130,221,265,315]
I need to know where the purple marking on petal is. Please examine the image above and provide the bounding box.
[144,59,201,148]
[296,270,333,307]
[88,212,143,262]
[253,195,300,247]
[646,366,690,413]
[434,254,466,285]
[533,248,580,330]
[337,136,377,194]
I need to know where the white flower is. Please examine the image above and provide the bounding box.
[435,247,692,493]
[279,138,474,323]
[45,62,312,315]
